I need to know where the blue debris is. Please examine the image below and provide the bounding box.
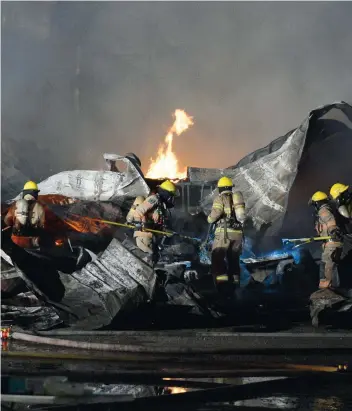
[198,230,299,266]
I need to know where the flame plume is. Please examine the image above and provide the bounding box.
[146,109,194,180]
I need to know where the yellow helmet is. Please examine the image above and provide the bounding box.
[218,176,233,188]
[159,180,177,195]
[23,181,39,191]
[311,191,328,202]
[330,183,349,200]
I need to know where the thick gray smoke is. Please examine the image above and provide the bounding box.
[2,2,352,198]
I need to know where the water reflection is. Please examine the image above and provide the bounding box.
[2,374,351,410]
[166,387,188,394]
[163,377,192,394]
[164,377,351,410]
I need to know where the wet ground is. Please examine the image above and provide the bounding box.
[2,326,352,411]
[2,373,352,411]
[2,245,352,410]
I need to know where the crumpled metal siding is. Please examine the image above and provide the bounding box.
[56,239,156,330]
[199,124,307,232]
[11,155,150,204]
[197,101,352,235]
[6,239,156,330]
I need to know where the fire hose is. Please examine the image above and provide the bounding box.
[66,214,304,264]
[3,327,352,354]
[67,213,202,243]
[282,236,332,249]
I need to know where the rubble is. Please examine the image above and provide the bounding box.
[2,236,156,330]
[2,103,352,330]
[10,153,150,205]
[310,288,352,328]
[1,258,27,297]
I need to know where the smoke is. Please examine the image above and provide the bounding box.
[2,2,352,197]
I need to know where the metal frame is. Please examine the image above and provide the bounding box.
[177,182,215,213]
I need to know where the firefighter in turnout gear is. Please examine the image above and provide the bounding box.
[126,195,147,252]
[309,191,343,289]
[330,183,352,232]
[207,176,246,287]
[129,180,177,264]
[330,183,352,268]
[4,181,45,249]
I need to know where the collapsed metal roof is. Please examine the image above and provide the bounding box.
[11,153,150,205]
[188,102,352,237]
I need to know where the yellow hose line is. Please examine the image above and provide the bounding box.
[68,213,200,241]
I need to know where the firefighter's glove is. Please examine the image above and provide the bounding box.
[134,223,143,231]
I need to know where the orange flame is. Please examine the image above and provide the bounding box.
[64,216,107,234]
[146,109,194,180]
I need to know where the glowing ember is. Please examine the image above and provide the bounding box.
[162,378,189,394]
[168,387,188,394]
[146,109,194,180]
[64,216,107,234]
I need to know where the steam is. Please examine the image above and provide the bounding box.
[2,2,352,197]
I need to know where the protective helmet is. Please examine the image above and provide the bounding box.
[330,183,349,200]
[23,181,39,192]
[311,191,328,202]
[159,180,177,195]
[217,176,233,188]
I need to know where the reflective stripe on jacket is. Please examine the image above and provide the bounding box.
[207,191,245,235]
[315,204,342,245]
[134,194,166,227]
[4,199,45,238]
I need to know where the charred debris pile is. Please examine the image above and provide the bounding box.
[1,102,352,332]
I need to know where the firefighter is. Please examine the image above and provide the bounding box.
[131,180,177,264]
[329,183,351,228]
[330,183,352,268]
[4,181,45,249]
[126,195,146,251]
[207,176,246,287]
[309,191,343,289]
[126,196,146,224]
